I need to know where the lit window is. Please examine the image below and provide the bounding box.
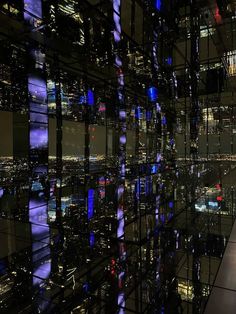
[200,26,215,38]
[225,50,236,76]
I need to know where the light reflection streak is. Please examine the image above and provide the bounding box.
[113,0,126,311]
[118,292,125,314]
[88,189,94,220]
[24,2,51,308]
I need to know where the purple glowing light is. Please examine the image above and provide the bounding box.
[113,0,121,44]
[29,205,47,225]
[33,165,47,175]
[113,0,120,13]
[117,207,124,238]
[121,164,125,177]
[118,185,124,199]
[119,110,126,119]
[30,112,48,124]
[169,201,174,209]
[115,56,122,67]
[156,153,162,163]
[30,127,48,149]
[160,213,165,223]
[113,14,121,34]
[118,90,124,102]
[31,225,50,241]
[118,74,124,86]
[29,199,49,242]
[120,135,126,144]
[31,49,45,68]
[113,15,121,33]
[24,0,42,23]
[117,206,124,220]
[28,76,47,102]
[114,30,121,43]
[156,103,161,112]
[117,220,124,238]
[153,30,159,71]
[29,198,46,210]
[118,271,125,282]
[33,262,51,286]
[30,102,47,114]
[30,198,51,286]
[118,292,125,314]
[156,195,160,222]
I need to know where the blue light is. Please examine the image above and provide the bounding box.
[166,57,172,65]
[90,232,95,247]
[87,89,94,106]
[88,189,94,220]
[148,87,158,102]
[135,106,141,119]
[169,201,174,209]
[151,165,158,174]
[83,282,90,293]
[135,180,140,198]
[208,201,218,207]
[160,214,165,224]
[155,0,162,11]
[146,110,152,121]
[79,95,86,104]
[162,116,167,125]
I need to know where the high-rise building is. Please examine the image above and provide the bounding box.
[0,1,236,313]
